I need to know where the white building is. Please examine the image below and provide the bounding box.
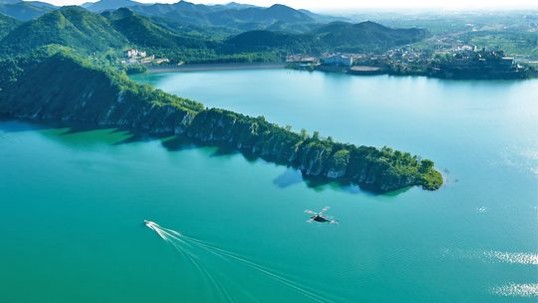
[126,49,147,58]
[321,54,353,67]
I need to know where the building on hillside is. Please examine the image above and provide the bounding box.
[321,54,353,67]
[126,49,147,59]
[286,55,320,69]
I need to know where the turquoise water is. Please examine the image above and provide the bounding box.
[1,70,537,302]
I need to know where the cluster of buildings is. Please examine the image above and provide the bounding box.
[121,49,170,65]
[286,53,356,69]
[287,49,430,69]
[449,48,515,67]
[286,45,526,78]
[320,54,354,67]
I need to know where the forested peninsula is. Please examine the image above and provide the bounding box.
[0,48,443,193]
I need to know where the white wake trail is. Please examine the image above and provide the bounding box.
[145,221,334,303]
[147,222,237,303]
[180,234,332,303]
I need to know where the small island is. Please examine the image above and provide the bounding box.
[0,47,443,193]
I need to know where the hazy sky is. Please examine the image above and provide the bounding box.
[40,0,538,10]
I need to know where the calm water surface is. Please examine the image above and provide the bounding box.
[1,70,537,302]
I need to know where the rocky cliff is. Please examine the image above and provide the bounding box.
[186,108,442,192]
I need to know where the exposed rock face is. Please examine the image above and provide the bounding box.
[0,52,443,193]
[186,108,443,192]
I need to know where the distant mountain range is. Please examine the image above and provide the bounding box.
[82,0,140,12]
[0,3,426,58]
[123,1,336,32]
[315,21,428,52]
[0,1,56,21]
[0,0,343,33]
[226,21,428,53]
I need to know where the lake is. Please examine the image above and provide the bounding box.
[1,69,537,302]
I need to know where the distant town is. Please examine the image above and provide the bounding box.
[286,46,536,79]
[122,45,536,80]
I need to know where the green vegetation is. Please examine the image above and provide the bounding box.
[188,109,442,192]
[0,12,19,39]
[314,21,428,53]
[0,7,432,65]
[462,31,538,58]
[223,30,314,53]
[128,3,321,33]
[104,8,210,49]
[0,7,127,54]
[0,47,203,133]
[221,21,427,55]
[123,63,147,74]
[430,49,531,79]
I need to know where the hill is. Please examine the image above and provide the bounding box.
[0,6,127,54]
[0,1,57,21]
[24,1,57,9]
[224,30,313,52]
[0,48,202,133]
[315,21,428,52]
[207,4,314,27]
[104,8,208,49]
[224,21,428,54]
[131,2,214,28]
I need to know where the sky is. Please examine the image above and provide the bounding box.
[39,0,538,11]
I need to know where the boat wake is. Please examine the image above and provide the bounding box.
[144,220,336,303]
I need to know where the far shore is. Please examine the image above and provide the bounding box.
[146,62,287,73]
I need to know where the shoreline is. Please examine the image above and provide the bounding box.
[145,62,534,81]
[146,62,287,73]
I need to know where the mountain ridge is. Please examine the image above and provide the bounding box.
[0,1,57,21]
[0,6,127,53]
